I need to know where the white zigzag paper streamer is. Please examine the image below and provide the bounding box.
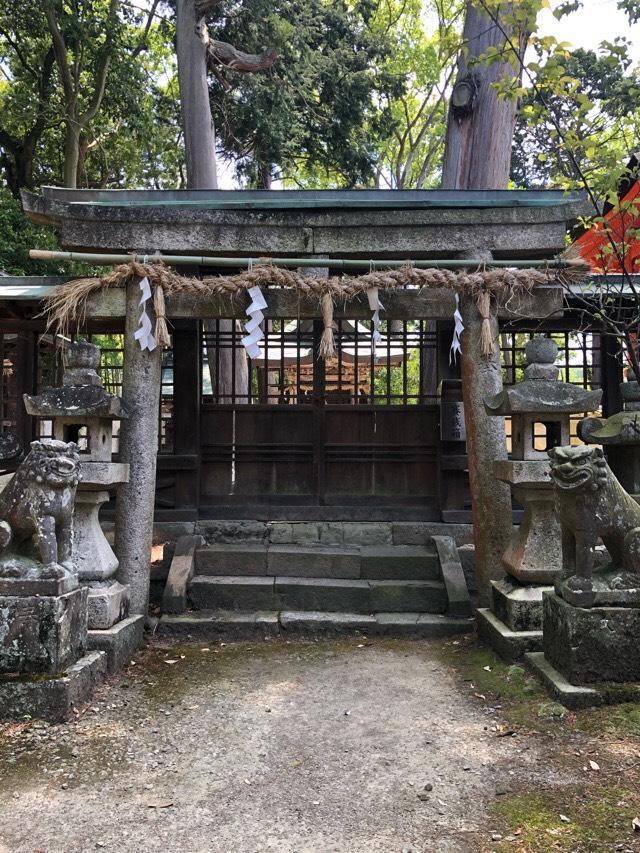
[367,287,384,348]
[134,276,157,352]
[241,284,267,360]
[449,292,464,364]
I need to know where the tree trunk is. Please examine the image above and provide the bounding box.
[63,121,80,189]
[176,0,218,189]
[442,3,525,189]
[441,1,526,605]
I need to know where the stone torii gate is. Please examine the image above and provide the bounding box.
[21,187,585,613]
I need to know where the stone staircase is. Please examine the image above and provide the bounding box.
[159,521,474,638]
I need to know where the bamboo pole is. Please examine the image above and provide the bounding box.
[29,248,575,271]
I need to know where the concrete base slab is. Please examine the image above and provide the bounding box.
[476,607,543,663]
[87,615,145,673]
[0,651,106,722]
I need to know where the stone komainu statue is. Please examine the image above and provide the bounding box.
[549,445,640,598]
[0,439,80,570]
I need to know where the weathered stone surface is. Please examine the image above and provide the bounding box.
[0,587,88,674]
[342,523,392,546]
[86,580,130,630]
[549,445,640,607]
[189,576,276,611]
[525,336,557,365]
[0,650,106,722]
[195,543,267,576]
[279,611,376,633]
[432,535,471,616]
[87,615,145,673]
[0,439,80,572]
[285,523,320,545]
[544,592,640,684]
[525,651,602,710]
[476,608,543,664]
[157,610,280,638]
[491,578,549,632]
[114,280,162,616]
[163,535,204,613]
[359,545,440,580]
[368,580,447,614]
[318,522,345,545]
[267,545,360,579]
[196,519,267,544]
[274,577,371,613]
[74,491,119,582]
[494,461,561,585]
[457,544,476,592]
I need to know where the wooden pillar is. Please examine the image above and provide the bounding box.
[172,320,201,510]
[600,333,623,417]
[114,280,162,616]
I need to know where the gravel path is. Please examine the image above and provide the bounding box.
[0,637,559,853]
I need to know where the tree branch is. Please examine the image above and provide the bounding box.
[207,39,277,74]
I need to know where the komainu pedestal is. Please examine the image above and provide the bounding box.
[528,444,640,708]
[477,338,601,661]
[0,439,106,720]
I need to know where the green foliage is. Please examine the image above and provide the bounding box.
[0,189,60,274]
[206,0,405,188]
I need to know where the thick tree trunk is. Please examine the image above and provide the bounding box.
[176,0,218,189]
[441,2,526,605]
[63,121,80,189]
[441,3,525,189]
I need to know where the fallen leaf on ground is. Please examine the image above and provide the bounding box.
[146,801,173,809]
[632,816,640,831]
[163,659,179,665]
[560,814,570,823]
[589,760,600,771]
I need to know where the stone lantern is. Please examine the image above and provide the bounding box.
[476,337,602,661]
[24,341,143,670]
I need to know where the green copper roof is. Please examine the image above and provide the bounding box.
[38,187,586,211]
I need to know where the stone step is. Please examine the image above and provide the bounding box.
[158,609,474,639]
[194,543,440,580]
[194,519,474,548]
[188,575,448,614]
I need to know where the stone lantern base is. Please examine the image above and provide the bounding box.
[477,577,549,662]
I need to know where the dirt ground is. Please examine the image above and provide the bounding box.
[0,634,640,853]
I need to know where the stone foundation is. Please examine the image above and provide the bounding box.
[476,578,548,662]
[88,614,145,673]
[543,592,640,684]
[0,587,88,674]
[0,651,106,722]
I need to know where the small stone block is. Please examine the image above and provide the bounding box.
[287,523,320,545]
[343,523,392,546]
[491,578,549,632]
[196,520,267,544]
[0,587,88,674]
[392,523,431,545]
[87,580,130,630]
[158,610,280,638]
[87,614,145,673]
[318,523,345,545]
[432,535,472,616]
[0,651,106,722]
[163,534,204,613]
[267,523,293,544]
[476,608,543,663]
